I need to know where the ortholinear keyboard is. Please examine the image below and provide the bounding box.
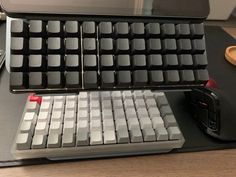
[9,18,209,93]
[12,90,184,159]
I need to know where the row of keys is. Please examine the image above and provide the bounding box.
[11,37,206,55]
[10,53,208,72]
[11,20,204,38]
[10,69,209,90]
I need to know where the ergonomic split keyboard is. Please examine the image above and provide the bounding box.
[12,90,184,159]
[9,18,209,93]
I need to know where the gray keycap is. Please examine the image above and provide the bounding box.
[47,133,61,148]
[130,128,143,143]
[152,116,164,129]
[117,128,129,143]
[62,133,75,147]
[167,127,182,140]
[83,38,96,53]
[20,121,34,135]
[31,134,46,149]
[11,20,27,35]
[49,122,62,135]
[155,127,168,141]
[82,21,96,37]
[143,128,156,142]
[128,118,140,130]
[65,21,79,36]
[16,133,32,150]
[29,20,45,36]
[115,119,127,131]
[102,109,113,120]
[103,119,115,131]
[156,95,169,108]
[163,115,177,128]
[104,130,116,144]
[139,118,152,129]
[47,21,62,35]
[26,101,39,113]
[77,129,89,146]
[160,105,173,117]
[63,121,76,135]
[90,131,103,145]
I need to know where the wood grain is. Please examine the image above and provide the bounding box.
[1,149,236,177]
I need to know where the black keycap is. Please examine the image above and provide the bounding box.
[83,71,98,89]
[101,71,115,88]
[65,21,79,37]
[114,22,129,38]
[47,55,64,71]
[11,20,28,37]
[100,38,113,54]
[192,39,206,54]
[190,23,204,38]
[29,38,46,54]
[83,55,97,70]
[149,71,164,85]
[11,37,28,55]
[115,39,130,54]
[176,24,190,37]
[47,38,64,54]
[132,55,146,69]
[180,70,195,83]
[161,24,176,37]
[117,71,131,87]
[130,23,145,38]
[10,55,28,72]
[65,38,80,54]
[177,39,192,53]
[83,38,97,54]
[147,39,162,53]
[98,22,113,37]
[164,70,180,84]
[47,21,63,37]
[29,20,46,37]
[131,39,146,54]
[116,55,131,70]
[193,53,208,69]
[179,54,194,69]
[163,39,177,53]
[29,72,46,89]
[147,55,163,69]
[163,54,179,69]
[146,23,161,38]
[65,55,80,71]
[10,72,28,90]
[65,72,81,88]
[47,72,64,88]
[100,55,114,70]
[194,69,209,84]
[82,21,96,37]
[133,70,148,86]
[29,55,46,71]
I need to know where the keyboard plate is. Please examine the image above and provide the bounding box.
[9,17,209,94]
[12,91,185,159]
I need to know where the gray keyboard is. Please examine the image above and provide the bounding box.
[12,90,185,159]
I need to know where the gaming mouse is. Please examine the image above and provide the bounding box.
[185,85,236,141]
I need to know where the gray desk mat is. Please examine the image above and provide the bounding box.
[0,25,236,167]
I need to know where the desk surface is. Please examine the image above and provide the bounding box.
[1,27,236,176]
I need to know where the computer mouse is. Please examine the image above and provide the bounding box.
[185,83,236,141]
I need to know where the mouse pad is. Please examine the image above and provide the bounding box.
[0,25,236,167]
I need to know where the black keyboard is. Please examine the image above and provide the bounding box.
[9,18,209,93]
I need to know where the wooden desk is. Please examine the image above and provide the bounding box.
[1,27,236,177]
